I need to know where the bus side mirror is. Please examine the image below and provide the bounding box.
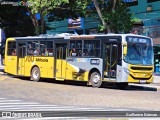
[123,44,127,56]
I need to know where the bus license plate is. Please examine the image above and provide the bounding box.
[140,80,146,83]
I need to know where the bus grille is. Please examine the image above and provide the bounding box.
[130,74,152,80]
[131,67,153,71]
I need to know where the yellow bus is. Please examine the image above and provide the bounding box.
[4,34,154,88]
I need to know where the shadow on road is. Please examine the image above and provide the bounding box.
[3,74,157,92]
[102,83,157,91]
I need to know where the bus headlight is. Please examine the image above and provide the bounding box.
[124,68,130,75]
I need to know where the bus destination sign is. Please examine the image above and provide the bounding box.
[126,36,151,44]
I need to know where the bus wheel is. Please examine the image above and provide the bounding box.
[31,67,40,82]
[90,72,102,88]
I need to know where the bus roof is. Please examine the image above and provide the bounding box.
[8,33,151,40]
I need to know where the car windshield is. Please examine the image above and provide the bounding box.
[124,43,153,65]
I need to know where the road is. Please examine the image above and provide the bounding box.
[0,74,160,112]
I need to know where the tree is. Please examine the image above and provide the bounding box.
[93,0,110,33]
[23,0,133,35]
[92,0,133,33]
[26,0,69,35]
[47,0,89,21]
[55,0,133,34]
[44,0,90,33]
[0,5,35,37]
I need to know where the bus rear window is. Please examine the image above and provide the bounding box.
[7,41,16,56]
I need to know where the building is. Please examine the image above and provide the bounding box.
[129,0,160,73]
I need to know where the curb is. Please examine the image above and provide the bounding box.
[154,76,160,83]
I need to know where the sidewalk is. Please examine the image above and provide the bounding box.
[154,75,160,83]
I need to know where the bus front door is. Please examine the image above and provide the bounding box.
[17,43,26,75]
[104,43,118,80]
[55,44,67,80]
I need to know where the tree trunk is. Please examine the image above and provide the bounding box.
[40,13,46,34]
[26,7,39,35]
[93,0,111,33]
[112,0,117,11]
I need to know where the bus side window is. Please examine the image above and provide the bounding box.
[33,41,40,56]
[8,41,16,56]
[83,40,100,57]
[40,41,53,57]
[12,49,16,56]
[83,49,89,56]
[47,41,53,56]
[27,42,34,56]
[94,40,100,57]
[69,40,82,57]
[70,48,77,56]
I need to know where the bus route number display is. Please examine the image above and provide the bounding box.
[90,59,100,65]
[126,36,151,44]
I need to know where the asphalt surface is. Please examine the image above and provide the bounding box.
[0,72,160,110]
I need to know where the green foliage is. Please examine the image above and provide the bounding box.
[0,5,35,37]
[47,0,89,21]
[131,17,142,23]
[98,25,105,32]
[44,0,133,34]
[28,0,68,15]
[26,0,69,35]
[91,0,134,33]
[102,1,133,33]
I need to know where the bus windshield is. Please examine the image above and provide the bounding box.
[124,43,153,65]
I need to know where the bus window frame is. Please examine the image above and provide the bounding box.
[26,40,54,57]
[40,41,54,57]
[68,39,101,58]
[69,40,82,57]
[83,39,101,57]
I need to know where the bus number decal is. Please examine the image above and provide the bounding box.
[26,56,34,62]
[90,59,100,65]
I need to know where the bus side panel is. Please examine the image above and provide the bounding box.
[46,57,54,78]
[65,58,103,81]
[61,60,67,79]
[56,59,62,78]
[24,57,54,78]
[116,65,123,82]
[65,62,78,80]
[4,39,17,75]
[23,56,31,76]
[4,56,17,75]
[65,62,88,81]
